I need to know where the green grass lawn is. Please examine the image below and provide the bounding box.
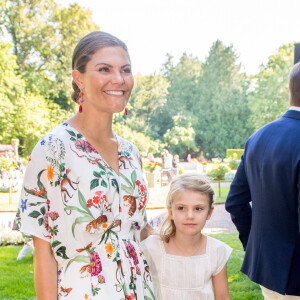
[0,245,35,299]
[214,185,230,204]
[0,233,262,299]
[213,233,263,300]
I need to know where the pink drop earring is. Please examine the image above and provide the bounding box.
[79,91,84,113]
[125,107,128,116]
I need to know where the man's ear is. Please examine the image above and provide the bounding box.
[72,69,84,90]
[206,206,214,221]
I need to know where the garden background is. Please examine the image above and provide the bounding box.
[0,0,298,299]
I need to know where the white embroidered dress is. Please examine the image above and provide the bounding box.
[14,123,155,300]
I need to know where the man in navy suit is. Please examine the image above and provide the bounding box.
[225,62,300,299]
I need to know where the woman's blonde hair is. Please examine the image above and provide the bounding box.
[160,173,214,242]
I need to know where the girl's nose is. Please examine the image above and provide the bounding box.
[187,209,194,218]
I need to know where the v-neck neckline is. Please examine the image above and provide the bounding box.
[63,122,121,177]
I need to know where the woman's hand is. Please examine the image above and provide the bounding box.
[33,236,57,300]
[140,223,154,242]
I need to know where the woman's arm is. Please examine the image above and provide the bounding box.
[140,223,154,242]
[212,264,231,300]
[33,236,57,300]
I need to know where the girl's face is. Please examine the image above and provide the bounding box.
[168,189,214,238]
[73,46,134,115]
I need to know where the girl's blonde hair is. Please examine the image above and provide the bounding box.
[160,173,214,242]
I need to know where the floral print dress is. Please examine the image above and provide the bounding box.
[14,123,155,300]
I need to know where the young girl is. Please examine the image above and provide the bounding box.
[141,173,232,300]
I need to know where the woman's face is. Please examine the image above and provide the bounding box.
[75,46,134,114]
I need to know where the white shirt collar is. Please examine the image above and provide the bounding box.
[289,106,300,112]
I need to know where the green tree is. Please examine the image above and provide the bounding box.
[0,42,70,156]
[0,42,25,142]
[248,43,293,130]
[164,52,202,116]
[208,160,229,197]
[119,73,169,141]
[1,0,98,108]
[196,40,252,158]
[163,115,198,157]
[113,123,163,155]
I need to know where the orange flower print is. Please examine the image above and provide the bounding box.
[47,165,54,181]
[105,242,114,255]
[102,223,108,229]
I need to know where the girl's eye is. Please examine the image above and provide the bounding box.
[122,67,132,74]
[99,67,110,72]
[177,206,184,210]
[195,207,203,211]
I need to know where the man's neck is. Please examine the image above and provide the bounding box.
[289,106,300,112]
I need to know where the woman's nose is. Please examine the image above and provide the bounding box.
[112,71,124,84]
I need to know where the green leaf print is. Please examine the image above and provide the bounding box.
[121,184,134,195]
[38,217,43,226]
[93,171,103,178]
[59,163,66,173]
[52,240,61,248]
[131,170,137,187]
[76,133,83,139]
[111,178,119,193]
[120,173,134,189]
[92,287,101,296]
[54,180,60,187]
[65,254,90,273]
[66,129,76,137]
[56,246,69,259]
[29,210,41,218]
[97,162,106,171]
[78,190,93,218]
[101,179,108,188]
[40,206,46,215]
[144,282,156,300]
[64,206,88,215]
[72,215,93,238]
[37,169,46,191]
[90,178,99,190]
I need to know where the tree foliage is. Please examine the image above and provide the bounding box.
[195,40,252,158]
[248,44,293,130]
[0,0,295,160]
[1,0,98,109]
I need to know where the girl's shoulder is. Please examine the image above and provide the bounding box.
[206,235,232,259]
[207,235,231,250]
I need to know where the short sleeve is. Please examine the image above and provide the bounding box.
[211,238,232,276]
[14,139,50,242]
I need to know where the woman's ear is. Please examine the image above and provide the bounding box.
[206,206,214,221]
[72,69,84,90]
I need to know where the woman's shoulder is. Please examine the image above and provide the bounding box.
[40,122,70,144]
[116,135,140,156]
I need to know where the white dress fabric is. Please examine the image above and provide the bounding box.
[14,123,155,300]
[141,235,232,300]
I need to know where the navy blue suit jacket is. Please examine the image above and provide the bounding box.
[225,110,300,295]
